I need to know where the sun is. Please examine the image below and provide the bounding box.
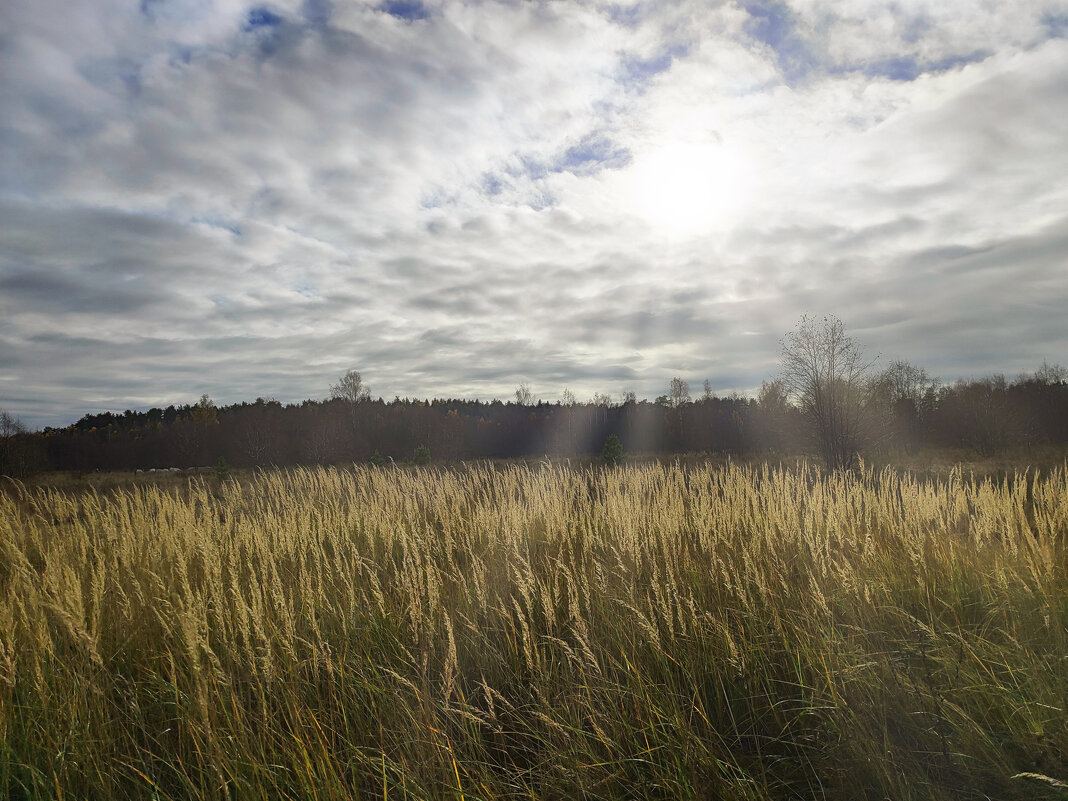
[622,139,754,238]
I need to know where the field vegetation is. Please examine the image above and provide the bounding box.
[2,461,1067,799]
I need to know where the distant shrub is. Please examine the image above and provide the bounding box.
[370,449,385,467]
[602,434,623,466]
[413,444,431,466]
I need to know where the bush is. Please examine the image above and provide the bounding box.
[214,456,230,480]
[370,449,386,467]
[413,444,431,466]
[602,434,623,466]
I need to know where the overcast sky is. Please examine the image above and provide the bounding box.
[2,0,1067,428]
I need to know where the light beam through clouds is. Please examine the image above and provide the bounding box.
[1,0,1066,427]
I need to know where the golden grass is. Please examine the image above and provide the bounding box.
[1,461,1066,799]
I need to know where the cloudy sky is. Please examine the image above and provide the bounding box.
[2,0,1067,427]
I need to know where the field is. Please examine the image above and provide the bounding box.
[2,461,1067,800]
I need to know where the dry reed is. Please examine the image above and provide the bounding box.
[1,461,1066,799]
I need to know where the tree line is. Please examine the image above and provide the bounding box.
[1,317,1066,476]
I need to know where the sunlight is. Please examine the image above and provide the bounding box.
[622,139,754,238]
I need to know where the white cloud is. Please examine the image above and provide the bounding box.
[1,0,1066,426]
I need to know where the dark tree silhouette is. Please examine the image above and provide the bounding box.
[780,315,878,470]
[601,434,623,466]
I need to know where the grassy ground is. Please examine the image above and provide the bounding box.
[15,443,1068,494]
[2,461,1067,799]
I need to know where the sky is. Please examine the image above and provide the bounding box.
[2,0,1067,428]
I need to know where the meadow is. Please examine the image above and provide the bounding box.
[1,461,1066,800]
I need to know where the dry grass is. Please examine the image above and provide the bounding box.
[2,461,1067,799]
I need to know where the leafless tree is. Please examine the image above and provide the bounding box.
[780,315,877,470]
[873,360,938,409]
[331,370,371,405]
[559,388,576,451]
[514,382,533,405]
[331,370,371,436]
[0,409,31,477]
[869,359,940,452]
[591,392,612,426]
[0,409,26,438]
[1034,361,1068,385]
[668,377,691,408]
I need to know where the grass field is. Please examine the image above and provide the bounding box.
[2,461,1067,799]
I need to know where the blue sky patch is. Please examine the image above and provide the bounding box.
[743,0,817,83]
[245,7,283,30]
[511,155,548,182]
[857,50,990,81]
[171,46,193,66]
[605,3,646,27]
[1043,12,1068,37]
[79,56,143,98]
[745,0,793,49]
[928,49,990,73]
[302,0,332,28]
[292,283,321,299]
[420,191,446,209]
[901,14,931,45]
[192,216,242,237]
[120,71,142,98]
[139,0,165,19]
[243,7,295,58]
[527,188,556,211]
[865,56,921,81]
[554,135,632,176]
[621,43,690,87]
[380,0,429,21]
[481,173,505,196]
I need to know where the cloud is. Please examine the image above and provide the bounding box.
[1,0,1066,427]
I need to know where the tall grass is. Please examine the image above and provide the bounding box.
[1,462,1066,799]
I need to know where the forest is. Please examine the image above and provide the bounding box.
[2,360,1067,476]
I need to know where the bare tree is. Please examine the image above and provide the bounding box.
[873,360,938,409]
[703,378,713,401]
[870,359,939,453]
[1035,361,1068,385]
[668,377,691,408]
[514,382,533,405]
[619,390,637,405]
[0,409,31,478]
[331,370,371,405]
[559,388,577,452]
[591,392,612,426]
[331,369,370,432]
[0,409,26,438]
[780,315,877,470]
